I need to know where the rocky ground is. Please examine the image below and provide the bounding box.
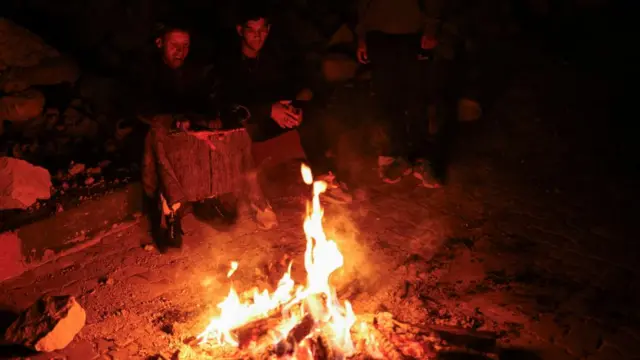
[0,34,637,360]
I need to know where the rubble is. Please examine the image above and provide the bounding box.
[0,157,51,210]
[0,89,45,122]
[4,295,86,352]
[68,162,85,177]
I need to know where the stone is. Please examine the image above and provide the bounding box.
[0,89,45,122]
[68,163,86,176]
[3,55,80,89]
[5,295,86,352]
[0,157,51,210]
[0,18,60,70]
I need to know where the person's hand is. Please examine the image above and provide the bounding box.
[175,119,190,131]
[356,40,369,64]
[271,101,301,129]
[421,34,438,50]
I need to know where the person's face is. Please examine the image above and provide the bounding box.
[156,30,190,69]
[237,18,270,54]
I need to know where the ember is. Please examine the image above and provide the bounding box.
[196,164,384,358]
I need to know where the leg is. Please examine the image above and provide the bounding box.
[296,102,353,203]
[296,102,333,175]
[145,126,186,249]
[367,32,416,182]
[237,130,278,229]
[409,58,445,188]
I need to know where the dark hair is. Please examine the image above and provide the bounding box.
[236,1,271,26]
[154,18,192,39]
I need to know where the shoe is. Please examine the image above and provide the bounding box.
[165,212,184,248]
[378,156,412,184]
[252,204,278,230]
[315,172,353,204]
[413,159,442,188]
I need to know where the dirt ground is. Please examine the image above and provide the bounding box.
[0,43,637,360]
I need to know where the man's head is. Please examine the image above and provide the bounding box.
[155,23,191,69]
[236,6,271,56]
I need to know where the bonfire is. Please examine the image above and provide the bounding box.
[195,164,383,359]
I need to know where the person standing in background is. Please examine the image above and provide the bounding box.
[356,0,442,188]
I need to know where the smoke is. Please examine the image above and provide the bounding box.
[322,202,377,294]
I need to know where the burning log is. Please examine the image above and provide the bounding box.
[315,332,334,360]
[274,314,315,356]
[370,326,405,360]
[429,325,497,353]
[234,316,284,349]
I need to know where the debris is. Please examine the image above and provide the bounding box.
[86,166,101,175]
[0,157,51,210]
[99,277,114,286]
[68,162,85,176]
[4,295,86,352]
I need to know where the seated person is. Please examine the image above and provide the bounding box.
[216,6,352,204]
[128,21,277,251]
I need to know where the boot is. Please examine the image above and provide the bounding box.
[252,203,278,230]
[165,212,184,249]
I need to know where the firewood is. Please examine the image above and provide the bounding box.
[368,326,406,360]
[429,325,496,353]
[274,314,316,356]
[316,332,334,360]
[233,315,285,349]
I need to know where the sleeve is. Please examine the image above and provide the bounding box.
[421,0,443,38]
[189,64,221,119]
[355,0,373,40]
[217,61,273,128]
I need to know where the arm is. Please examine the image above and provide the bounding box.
[217,68,272,128]
[355,0,374,42]
[420,0,443,39]
[185,64,222,125]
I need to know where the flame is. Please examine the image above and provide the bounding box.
[197,164,365,357]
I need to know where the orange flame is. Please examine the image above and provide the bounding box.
[197,164,362,357]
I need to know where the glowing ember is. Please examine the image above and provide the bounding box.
[197,164,373,358]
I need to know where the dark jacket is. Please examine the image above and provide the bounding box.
[216,42,309,128]
[125,54,220,120]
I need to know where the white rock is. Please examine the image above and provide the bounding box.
[4,295,86,352]
[0,157,51,210]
